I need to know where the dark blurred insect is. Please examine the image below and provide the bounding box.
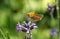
[27,11,43,21]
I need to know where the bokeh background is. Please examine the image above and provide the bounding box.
[0,0,59,39]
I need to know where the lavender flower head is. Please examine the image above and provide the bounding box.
[24,20,37,33]
[48,3,54,10]
[23,20,37,30]
[16,20,37,33]
[47,3,54,13]
[16,20,37,39]
[50,29,57,36]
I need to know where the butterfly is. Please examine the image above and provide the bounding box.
[27,11,43,21]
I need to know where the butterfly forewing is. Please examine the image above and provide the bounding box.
[27,11,43,21]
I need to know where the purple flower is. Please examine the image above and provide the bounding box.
[16,20,37,39]
[16,22,22,31]
[50,29,56,36]
[48,4,54,9]
[47,3,54,13]
[16,20,37,33]
[30,23,37,30]
[22,28,28,32]
[16,22,28,32]
[23,20,31,28]
[25,20,29,23]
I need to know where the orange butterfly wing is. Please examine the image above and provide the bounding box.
[27,11,35,17]
[27,11,43,20]
[32,14,43,20]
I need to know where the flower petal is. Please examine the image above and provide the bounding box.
[23,20,31,28]
[50,29,56,35]
[30,23,37,30]
[16,22,22,31]
[22,27,28,32]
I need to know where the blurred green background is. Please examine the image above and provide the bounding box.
[0,0,59,39]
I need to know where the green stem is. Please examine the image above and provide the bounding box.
[50,8,54,19]
[0,28,6,39]
[50,35,53,39]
